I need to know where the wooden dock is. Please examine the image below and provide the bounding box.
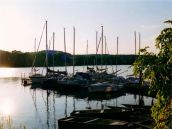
[21,78,31,86]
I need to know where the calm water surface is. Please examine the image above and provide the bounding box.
[0,66,153,129]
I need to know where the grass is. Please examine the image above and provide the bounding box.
[0,115,26,129]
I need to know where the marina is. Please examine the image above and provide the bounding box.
[0,66,155,129]
[0,1,171,128]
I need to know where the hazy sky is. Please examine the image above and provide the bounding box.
[0,0,171,54]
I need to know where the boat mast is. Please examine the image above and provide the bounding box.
[46,21,48,77]
[64,28,67,72]
[34,38,36,53]
[139,32,141,55]
[33,38,36,74]
[87,40,88,69]
[105,36,107,71]
[73,27,75,76]
[101,26,103,69]
[138,32,142,89]
[134,31,137,55]
[96,31,98,68]
[53,32,55,72]
[116,36,118,76]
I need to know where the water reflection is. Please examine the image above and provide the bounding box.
[46,90,50,129]
[29,84,155,129]
[0,68,16,78]
[0,83,154,129]
[0,67,154,129]
[53,91,57,129]
[64,96,67,117]
[0,98,14,116]
[28,87,127,129]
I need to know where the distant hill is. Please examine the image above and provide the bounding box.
[0,50,138,67]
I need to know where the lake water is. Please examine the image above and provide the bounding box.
[0,65,153,129]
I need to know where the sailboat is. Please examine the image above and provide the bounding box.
[56,27,94,90]
[43,31,68,88]
[29,21,48,84]
[88,28,126,93]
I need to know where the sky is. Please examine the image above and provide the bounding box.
[0,0,171,54]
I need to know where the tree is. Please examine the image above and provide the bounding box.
[133,20,172,128]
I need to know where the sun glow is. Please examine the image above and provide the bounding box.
[0,68,15,78]
[0,98,14,116]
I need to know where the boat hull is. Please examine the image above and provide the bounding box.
[29,75,45,84]
[58,116,128,129]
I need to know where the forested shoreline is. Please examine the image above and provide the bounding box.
[0,50,138,67]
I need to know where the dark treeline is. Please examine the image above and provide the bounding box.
[0,50,138,67]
